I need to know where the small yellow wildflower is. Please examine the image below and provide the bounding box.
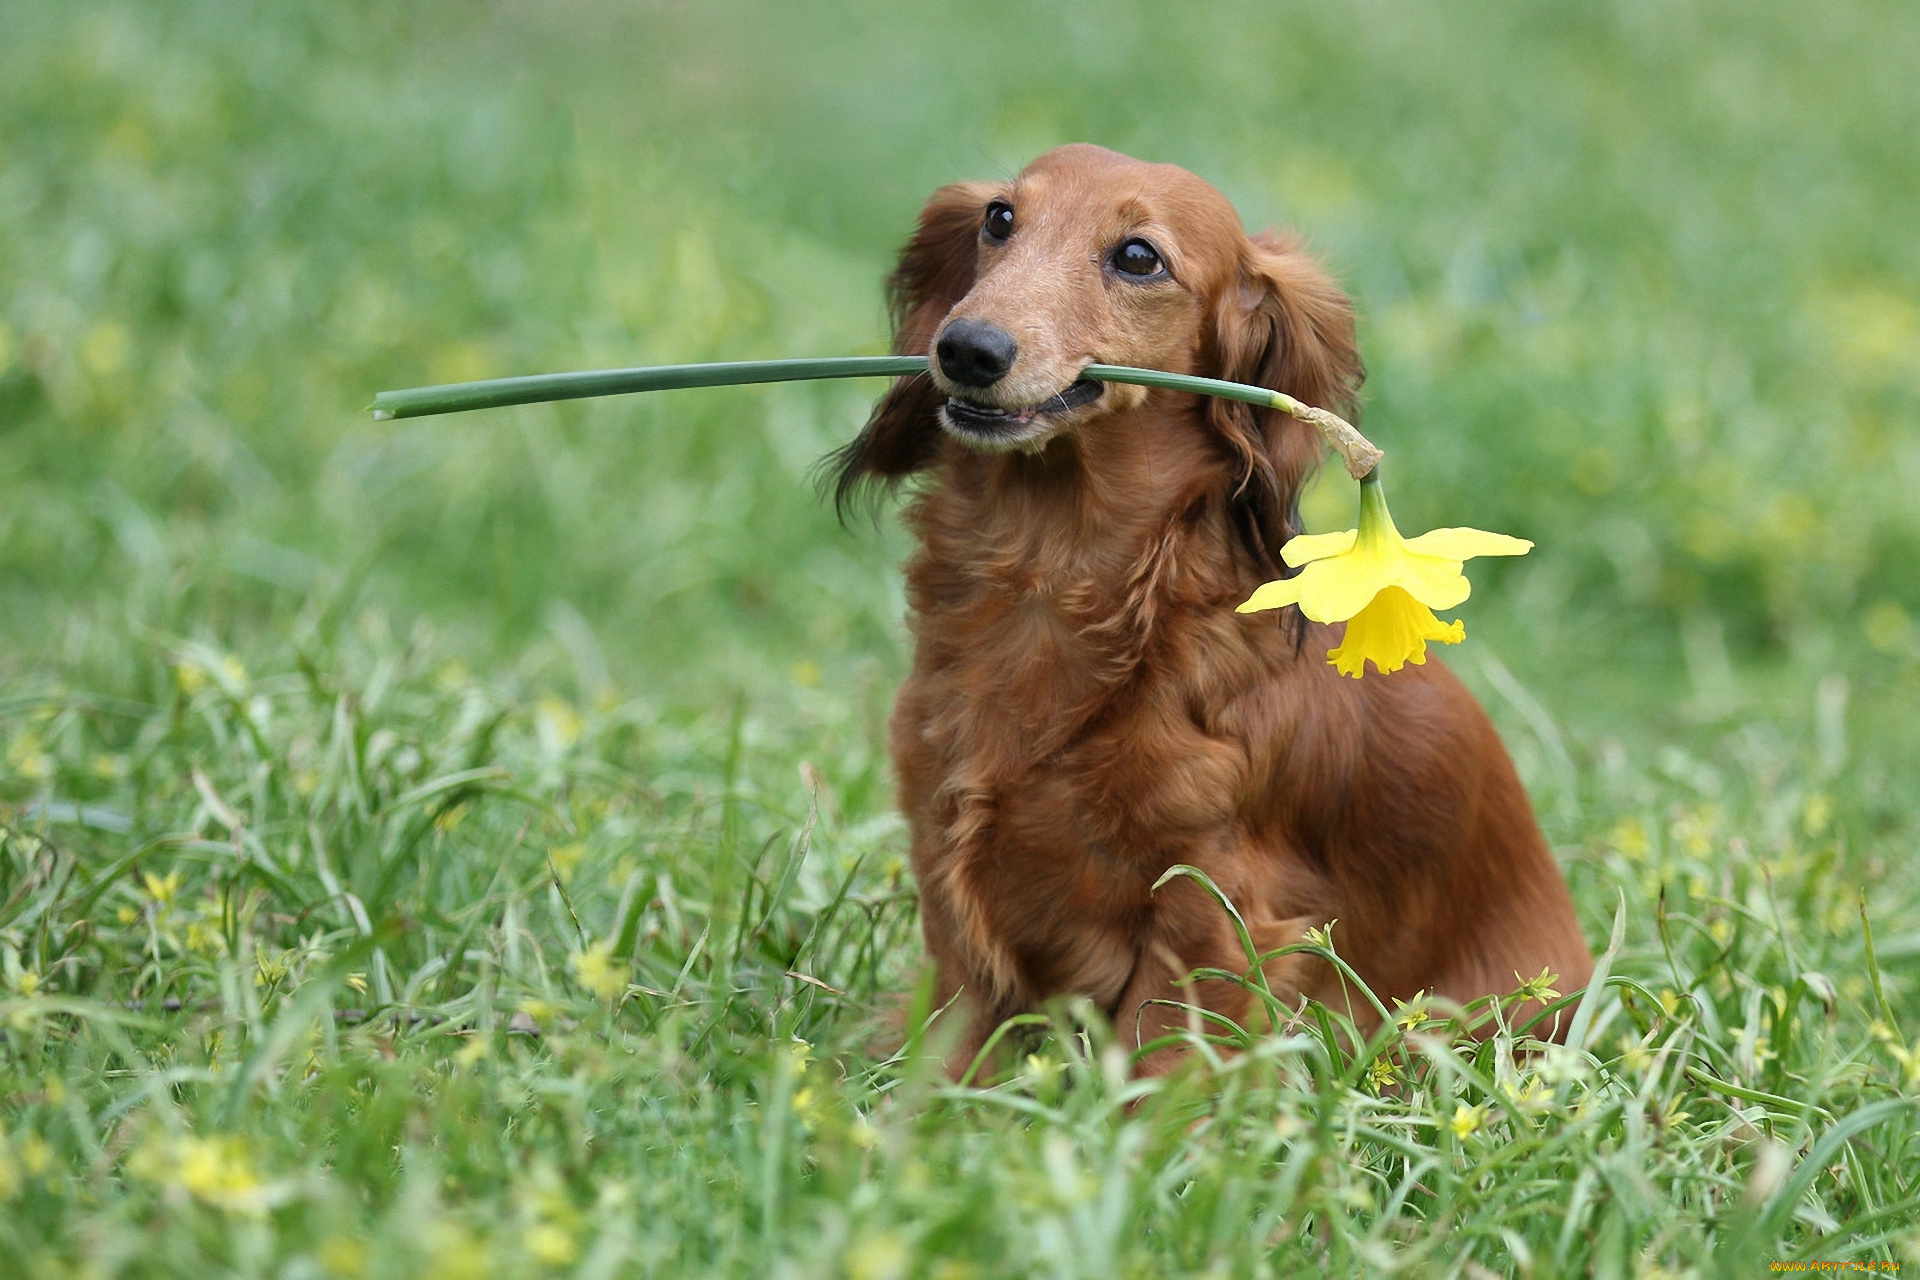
[1513,967,1561,1004]
[1238,473,1530,677]
[547,843,584,884]
[255,950,291,988]
[1505,1076,1553,1115]
[14,748,52,781]
[427,1222,490,1280]
[523,1222,577,1266]
[1023,1053,1064,1090]
[142,870,182,910]
[432,801,468,834]
[1652,1097,1693,1129]
[1803,792,1832,836]
[1883,1037,1920,1088]
[1448,1102,1486,1139]
[1610,817,1649,860]
[185,920,225,957]
[1862,600,1913,654]
[536,695,582,749]
[317,1236,368,1279]
[846,1231,911,1280]
[82,321,130,377]
[143,1134,273,1213]
[14,1132,51,1180]
[568,942,627,1002]
[1364,1057,1399,1091]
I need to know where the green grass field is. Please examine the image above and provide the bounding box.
[3,2,1918,1275]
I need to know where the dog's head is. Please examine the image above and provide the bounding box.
[831,145,1362,562]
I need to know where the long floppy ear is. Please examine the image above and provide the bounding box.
[1205,229,1364,571]
[826,180,996,518]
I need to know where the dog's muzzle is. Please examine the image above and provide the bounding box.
[942,379,1104,434]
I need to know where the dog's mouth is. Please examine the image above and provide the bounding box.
[940,379,1103,444]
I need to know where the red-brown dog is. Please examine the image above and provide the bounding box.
[830,144,1591,1073]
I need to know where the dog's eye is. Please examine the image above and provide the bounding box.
[983,202,1015,244]
[1112,238,1165,278]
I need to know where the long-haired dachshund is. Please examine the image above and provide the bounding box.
[831,144,1591,1073]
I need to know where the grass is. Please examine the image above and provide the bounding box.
[2,1,1919,1275]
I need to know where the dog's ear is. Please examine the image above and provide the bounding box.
[1206,230,1364,570]
[826,180,996,519]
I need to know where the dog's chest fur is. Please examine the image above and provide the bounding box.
[889,444,1264,1009]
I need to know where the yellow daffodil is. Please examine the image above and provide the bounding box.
[1237,472,1531,678]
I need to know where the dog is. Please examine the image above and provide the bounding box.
[830,144,1591,1074]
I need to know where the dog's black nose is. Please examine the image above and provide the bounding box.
[936,319,1018,388]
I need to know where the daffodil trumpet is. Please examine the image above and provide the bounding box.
[369,356,1384,480]
[1237,469,1531,679]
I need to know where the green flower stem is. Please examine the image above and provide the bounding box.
[370,356,1382,477]
[367,356,928,422]
[1356,466,1390,540]
[1086,365,1383,479]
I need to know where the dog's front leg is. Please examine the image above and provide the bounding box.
[1115,905,1352,1076]
[926,968,1020,1084]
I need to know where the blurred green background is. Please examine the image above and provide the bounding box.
[5,1,1918,755]
[4,2,1920,1272]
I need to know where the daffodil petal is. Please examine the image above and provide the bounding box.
[1291,556,1393,622]
[1392,553,1474,611]
[1236,576,1304,613]
[1400,527,1533,561]
[1279,529,1358,567]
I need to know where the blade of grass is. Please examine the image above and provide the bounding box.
[1758,1097,1917,1241]
[1566,891,1626,1052]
